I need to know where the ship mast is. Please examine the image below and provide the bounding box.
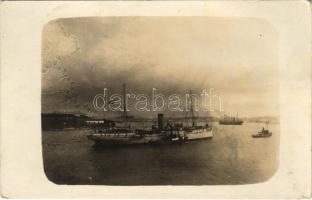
[123,83,127,127]
[190,90,195,127]
[265,120,269,130]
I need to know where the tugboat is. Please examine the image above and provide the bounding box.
[252,121,272,138]
[219,113,243,125]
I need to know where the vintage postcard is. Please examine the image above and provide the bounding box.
[1,1,311,198]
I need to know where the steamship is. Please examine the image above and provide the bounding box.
[219,113,243,125]
[87,85,213,146]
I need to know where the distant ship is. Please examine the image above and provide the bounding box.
[219,113,243,125]
[87,86,213,146]
[252,121,272,138]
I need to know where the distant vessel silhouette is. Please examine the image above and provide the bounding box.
[219,113,243,125]
[252,121,272,138]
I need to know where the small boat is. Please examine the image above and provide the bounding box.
[252,128,272,138]
[252,121,272,138]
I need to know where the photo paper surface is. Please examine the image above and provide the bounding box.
[0,1,310,198]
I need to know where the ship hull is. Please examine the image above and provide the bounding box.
[219,121,243,125]
[87,133,164,146]
[252,133,272,138]
[88,129,213,146]
[185,130,213,140]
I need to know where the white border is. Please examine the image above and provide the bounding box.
[1,1,311,198]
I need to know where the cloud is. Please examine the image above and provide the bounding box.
[42,17,279,117]
[42,20,80,91]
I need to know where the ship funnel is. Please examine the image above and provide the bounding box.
[158,113,164,130]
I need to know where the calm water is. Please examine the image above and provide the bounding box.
[42,122,279,185]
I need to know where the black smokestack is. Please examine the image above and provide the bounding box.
[158,113,164,130]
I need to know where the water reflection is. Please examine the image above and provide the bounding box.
[42,122,279,185]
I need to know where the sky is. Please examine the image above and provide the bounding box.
[42,17,279,118]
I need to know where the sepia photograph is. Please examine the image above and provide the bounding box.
[42,17,280,185]
[0,1,310,198]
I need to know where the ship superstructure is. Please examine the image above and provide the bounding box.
[87,86,213,146]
